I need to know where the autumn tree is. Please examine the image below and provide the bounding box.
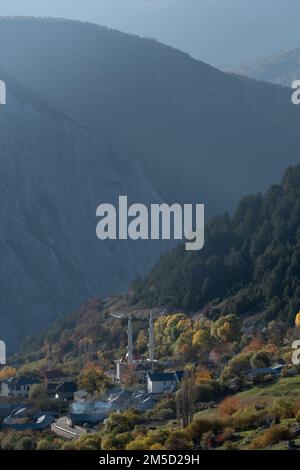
[136,330,148,354]
[78,364,111,396]
[165,430,193,450]
[221,352,252,385]
[192,328,213,357]
[250,351,270,369]
[0,366,16,382]
[29,383,49,409]
[176,373,197,428]
[194,367,212,385]
[212,315,242,344]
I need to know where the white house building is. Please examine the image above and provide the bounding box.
[1,376,40,398]
[147,371,184,394]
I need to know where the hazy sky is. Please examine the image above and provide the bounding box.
[1,0,300,65]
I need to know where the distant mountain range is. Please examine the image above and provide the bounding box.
[1,18,300,214]
[0,73,166,350]
[228,48,300,87]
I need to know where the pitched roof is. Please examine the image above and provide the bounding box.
[175,371,185,382]
[247,368,281,376]
[55,381,77,393]
[6,376,40,387]
[147,373,177,382]
[43,369,70,380]
[148,371,185,383]
[69,413,104,424]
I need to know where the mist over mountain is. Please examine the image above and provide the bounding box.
[2,0,300,65]
[0,73,166,350]
[0,18,300,214]
[229,48,300,87]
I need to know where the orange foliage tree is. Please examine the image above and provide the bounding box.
[0,366,16,382]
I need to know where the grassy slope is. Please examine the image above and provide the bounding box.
[236,376,300,401]
[194,376,300,449]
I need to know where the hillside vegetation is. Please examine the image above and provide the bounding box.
[133,164,300,325]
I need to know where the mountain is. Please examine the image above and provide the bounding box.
[2,0,300,65]
[0,73,166,350]
[16,192,292,367]
[228,48,300,87]
[132,164,300,326]
[23,164,300,368]
[1,18,300,213]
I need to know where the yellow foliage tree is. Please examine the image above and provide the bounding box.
[194,367,212,385]
[192,329,212,352]
[0,366,16,382]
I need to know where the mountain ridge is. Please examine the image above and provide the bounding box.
[227,47,300,87]
[0,73,168,350]
[1,17,300,214]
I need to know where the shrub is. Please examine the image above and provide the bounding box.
[296,409,300,423]
[223,427,236,441]
[186,419,223,444]
[16,436,36,450]
[125,437,152,451]
[250,425,293,449]
[155,408,175,421]
[37,439,54,450]
[223,441,238,450]
[74,434,100,450]
[230,408,272,431]
[273,398,296,419]
[165,430,193,450]
[218,397,243,417]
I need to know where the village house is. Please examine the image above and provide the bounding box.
[43,369,72,398]
[246,366,283,383]
[109,389,134,411]
[138,396,156,412]
[55,381,77,401]
[147,371,184,394]
[43,369,71,383]
[2,406,54,431]
[1,376,40,398]
[68,412,105,428]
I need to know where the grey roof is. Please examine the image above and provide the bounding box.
[69,413,105,424]
[5,376,40,387]
[148,371,184,382]
[247,368,281,376]
[109,389,133,404]
[55,381,77,393]
[43,369,70,381]
[139,397,156,411]
[175,371,185,382]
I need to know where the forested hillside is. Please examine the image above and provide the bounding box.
[133,164,300,325]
